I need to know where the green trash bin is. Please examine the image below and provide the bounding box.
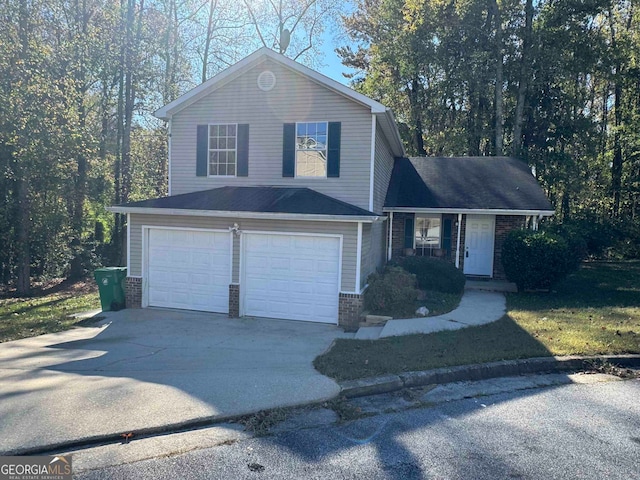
[94,267,127,311]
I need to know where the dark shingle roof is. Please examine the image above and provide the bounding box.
[385,157,553,211]
[118,186,378,217]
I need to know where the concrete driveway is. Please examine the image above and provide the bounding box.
[0,309,350,454]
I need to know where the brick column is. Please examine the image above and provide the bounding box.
[125,277,142,308]
[229,284,240,318]
[338,293,363,332]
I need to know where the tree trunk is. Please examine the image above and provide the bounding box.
[202,0,217,83]
[512,0,533,157]
[612,76,623,216]
[69,0,89,279]
[490,0,503,155]
[16,176,30,296]
[408,78,427,156]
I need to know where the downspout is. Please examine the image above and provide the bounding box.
[355,222,363,292]
[167,117,172,196]
[455,213,462,269]
[368,116,376,212]
[126,213,131,274]
[387,211,393,261]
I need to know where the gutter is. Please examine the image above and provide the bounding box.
[106,206,380,223]
[385,207,555,216]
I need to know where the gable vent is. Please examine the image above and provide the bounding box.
[257,70,276,91]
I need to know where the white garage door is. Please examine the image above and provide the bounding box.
[147,228,231,313]
[243,233,340,324]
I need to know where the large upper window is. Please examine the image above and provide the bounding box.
[415,216,441,255]
[209,124,237,176]
[296,122,327,177]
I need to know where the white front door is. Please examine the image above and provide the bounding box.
[242,232,340,324]
[146,228,231,313]
[463,215,495,276]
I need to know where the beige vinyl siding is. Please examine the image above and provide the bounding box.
[170,59,373,210]
[370,220,387,270]
[128,214,358,292]
[372,122,396,213]
[360,220,387,291]
[360,223,372,290]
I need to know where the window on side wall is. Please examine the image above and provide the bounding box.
[415,216,441,256]
[296,122,327,177]
[209,124,237,176]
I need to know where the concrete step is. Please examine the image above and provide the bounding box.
[354,326,384,340]
[465,280,517,293]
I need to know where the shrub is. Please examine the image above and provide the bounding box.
[397,256,466,294]
[543,223,587,270]
[502,230,571,290]
[364,266,418,316]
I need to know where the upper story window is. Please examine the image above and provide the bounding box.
[296,122,327,177]
[209,124,237,176]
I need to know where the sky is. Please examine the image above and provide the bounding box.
[316,30,356,85]
[314,9,358,85]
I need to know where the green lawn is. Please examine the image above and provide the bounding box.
[314,261,640,381]
[372,289,463,319]
[0,280,100,343]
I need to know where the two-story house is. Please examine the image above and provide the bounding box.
[109,48,553,330]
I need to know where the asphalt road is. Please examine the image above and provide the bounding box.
[75,378,640,480]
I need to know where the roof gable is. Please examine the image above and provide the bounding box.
[385,157,553,213]
[155,48,387,120]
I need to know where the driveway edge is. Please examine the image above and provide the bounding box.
[10,355,638,456]
[339,354,640,398]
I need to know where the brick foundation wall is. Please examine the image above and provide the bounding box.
[229,284,240,318]
[338,293,363,332]
[493,215,526,280]
[125,277,142,308]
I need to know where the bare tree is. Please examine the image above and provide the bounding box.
[241,0,341,64]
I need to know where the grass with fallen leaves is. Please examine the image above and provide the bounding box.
[0,279,100,342]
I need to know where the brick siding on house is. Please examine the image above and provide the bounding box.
[338,293,363,332]
[390,212,414,258]
[125,277,142,308]
[493,215,526,279]
[229,284,240,318]
[388,213,526,279]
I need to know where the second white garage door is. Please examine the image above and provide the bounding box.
[146,228,231,313]
[242,233,340,324]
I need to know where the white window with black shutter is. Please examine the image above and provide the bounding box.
[196,124,249,177]
[282,122,340,178]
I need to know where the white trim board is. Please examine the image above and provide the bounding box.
[355,222,363,292]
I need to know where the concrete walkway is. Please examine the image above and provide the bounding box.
[0,309,350,455]
[355,290,506,340]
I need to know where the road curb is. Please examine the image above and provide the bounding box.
[339,354,640,398]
